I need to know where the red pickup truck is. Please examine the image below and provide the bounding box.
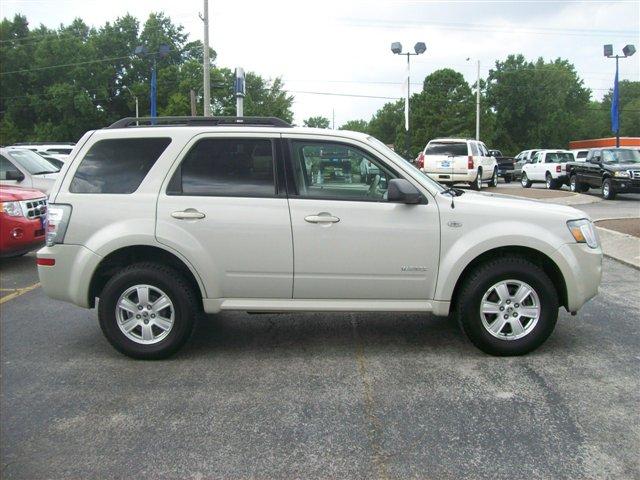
[0,185,48,258]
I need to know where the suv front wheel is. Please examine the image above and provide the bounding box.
[454,256,559,356]
[98,263,198,359]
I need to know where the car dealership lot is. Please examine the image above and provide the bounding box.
[1,248,639,479]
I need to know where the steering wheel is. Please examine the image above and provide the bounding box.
[367,174,381,198]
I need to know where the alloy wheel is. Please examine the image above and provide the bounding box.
[115,284,175,344]
[479,279,541,341]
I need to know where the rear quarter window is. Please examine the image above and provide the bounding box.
[70,138,171,194]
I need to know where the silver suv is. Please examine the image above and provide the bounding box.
[38,116,602,359]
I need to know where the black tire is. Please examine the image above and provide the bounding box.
[454,256,559,356]
[569,174,587,193]
[602,178,616,200]
[470,169,482,190]
[98,262,198,359]
[504,174,512,184]
[488,168,498,187]
[545,173,559,190]
[521,172,532,188]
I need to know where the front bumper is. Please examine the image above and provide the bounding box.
[37,244,103,308]
[0,215,46,258]
[550,242,602,312]
[611,178,640,193]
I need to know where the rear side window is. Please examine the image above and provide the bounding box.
[425,142,468,156]
[167,138,276,197]
[470,142,479,156]
[576,151,587,159]
[70,138,171,194]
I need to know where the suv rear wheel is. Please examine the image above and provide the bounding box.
[470,169,482,190]
[98,263,198,359]
[454,256,559,356]
[488,168,498,187]
[545,172,559,190]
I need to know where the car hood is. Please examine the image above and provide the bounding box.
[604,163,640,171]
[0,185,46,201]
[450,190,587,221]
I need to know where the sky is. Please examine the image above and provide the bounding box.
[2,0,639,127]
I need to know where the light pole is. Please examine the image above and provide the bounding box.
[604,43,636,147]
[199,0,211,117]
[391,41,426,159]
[135,44,170,123]
[467,57,481,140]
[122,85,139,123]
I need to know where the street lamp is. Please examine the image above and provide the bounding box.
[604,43,636,147]
[391,41,426,158]
[135,44,170,123]
[466,57,481,140]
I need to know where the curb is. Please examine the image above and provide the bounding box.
[595,226,640,271]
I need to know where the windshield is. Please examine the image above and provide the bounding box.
[425,142,468,156]
[7,149,60,174]
[546,152,573,163]
[366,136,445,192]
[601,149,640,164]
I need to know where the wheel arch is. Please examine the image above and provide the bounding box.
[448,246,568,314]
[88,245,206,309]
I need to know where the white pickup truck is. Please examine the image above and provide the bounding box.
[521,150,574,189]
[37,117,602,359]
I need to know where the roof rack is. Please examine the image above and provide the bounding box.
[107,116,292,129]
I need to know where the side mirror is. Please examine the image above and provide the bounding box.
[5,170,25,182]
[387,178,422,204]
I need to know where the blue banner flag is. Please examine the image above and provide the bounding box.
[611,63,619,133]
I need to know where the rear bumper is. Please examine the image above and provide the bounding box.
[37,244,103,308]
[423,171,476,184]
[550,243,602,312]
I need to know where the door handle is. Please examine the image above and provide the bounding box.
[304,212,340,224]
[171,209,206,220]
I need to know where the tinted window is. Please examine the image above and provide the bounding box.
[290,141,396,202]
[70,138,171,194]
[576,151,588,159]
[425,142,468,156]
[168,138,275,197]
[0,155,21,180]
[545,152,573,163]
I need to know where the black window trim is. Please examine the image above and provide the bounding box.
[283,138,426,204]
[166,136,284,199]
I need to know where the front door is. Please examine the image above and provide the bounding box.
[156,133,293,300]
[284,137,440,300]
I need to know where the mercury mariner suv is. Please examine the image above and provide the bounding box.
[37,116,602,359]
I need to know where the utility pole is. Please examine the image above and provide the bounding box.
[190,89,197,116]
[476,59,480,140]
[201,0,211,117]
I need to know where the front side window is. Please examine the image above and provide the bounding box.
[70,138,171,194]
[0,155,21,180]
[6,149,59,174]
[290,141,396,201]
[168,138,276,197]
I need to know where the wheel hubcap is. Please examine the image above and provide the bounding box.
[116,284,175,345]
[479,279,541,341]
[603,183,609,196]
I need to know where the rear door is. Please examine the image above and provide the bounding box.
[156,133,293,300]
[284,136,440,300]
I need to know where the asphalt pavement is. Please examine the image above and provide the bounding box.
[1,248,639,479]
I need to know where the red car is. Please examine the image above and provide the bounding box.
[0,185,48,258]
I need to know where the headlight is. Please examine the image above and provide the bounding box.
[613,171,630,178]
[567,219,598,249]
[1,201,23,217]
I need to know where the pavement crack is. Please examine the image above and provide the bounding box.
[351,317,390,480]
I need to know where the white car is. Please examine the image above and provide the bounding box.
[521,150,574,190]
[570,149,589,162]
[10,142,75,158]
[0,147,59,195]
[417,138,498,190]
[37,116,602,359]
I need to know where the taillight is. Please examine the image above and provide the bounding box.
[417,152,424,169]
[556,165,561,173]
[37,258,55,266]
[46,204,72,247]
[468,156,474,169]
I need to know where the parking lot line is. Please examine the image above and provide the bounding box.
[0,282,41,304]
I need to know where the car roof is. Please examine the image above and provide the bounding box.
[428,138,475,143]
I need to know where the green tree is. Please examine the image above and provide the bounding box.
[367,100,403,145]
[339,119,368,133]
[303,116,330,128]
